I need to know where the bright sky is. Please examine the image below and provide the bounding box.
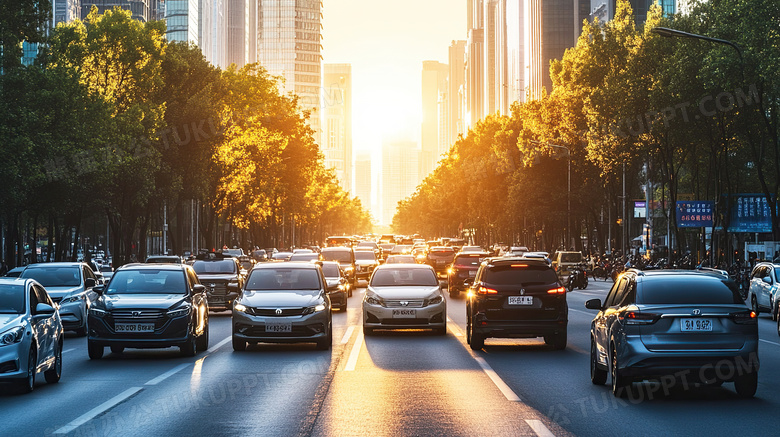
[321,1,466,158]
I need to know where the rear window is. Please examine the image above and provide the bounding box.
[322,250,352,263]
[483,265,558,286]
[355,251,376,260]
[559,252,582,263]
[638,277,743,304]
[454,255,486,267]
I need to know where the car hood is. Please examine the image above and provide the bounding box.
[197,274,237,281]
[240,290,321,308]
[368,286,441,299]
[355,260,377,266]
[99,294,188,311]
[45,286,83,298]
[0,314,24,329]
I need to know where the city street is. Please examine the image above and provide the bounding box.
[2,279,779,436]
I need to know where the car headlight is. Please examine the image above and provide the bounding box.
[228,282,239,289]
[167,306,191,318]
[428,295,444,305]
[344,266,354,271]
[447,268,454,275]
[61,294,85,305]
[314,304,326,312]
[0,326,25,346]
[365,295,383,306]
[234,302,247,312]
[89,307,107,318]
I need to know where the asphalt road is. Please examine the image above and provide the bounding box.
[2,278,779,436]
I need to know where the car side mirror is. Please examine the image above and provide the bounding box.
[93,285,105,295]
[35,303,56,316]
[85,278,96,288]
[585,299,602,310]
[192,284,206,295]
[763,276,772,284]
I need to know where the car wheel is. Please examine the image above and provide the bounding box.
[180,333,197,357]
[316,322,332,350]
[341,300,348,311]
[348,287,353,298]
[752,296,760,315]
[734,371,758,398]
[88,340,104,360]
[363,325,374,336]
[44,339,63,384]
[469,323,484,350]
[196,324,209,352]
[110,345,125,354]
[19,346,36,393]
[433,324,447,336]
[547,329,567,350]
[232,336,246,351]
[772,299,778,321]
[611,345,630,398]
[590,339,607,385]
[466,318,472,344]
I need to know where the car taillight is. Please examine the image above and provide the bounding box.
[619,311,659,325]
[547,286,566,294]
[478,286,498,294]
[731,311,758,325]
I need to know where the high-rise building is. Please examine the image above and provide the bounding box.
[421,61,448,179]
[505,0,525,104]
[165,0,199,44]
[81,0,152,22]
[483,0,509,116]
[465,28,484,129]
[382,140,419,226]
[354,153,372,214]
[224,0,252,67]
[257,0,322,144]
[591,0,676,26]
[448,40,467,150]
[323,64,352,193]
[54,0,82,26]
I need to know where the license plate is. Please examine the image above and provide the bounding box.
[469,271,477,276]
[436,260,445,265]
[681,318,712,332]
[392,309,417,318]
[115,323,155,333]
[210,297,225,303]
[508,296,533,305]
[265,322,292,333]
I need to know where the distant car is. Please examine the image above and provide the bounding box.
[354,249,379,281]
[460,246,484,253]
[320,247,356,291]
[448,252,490,298]
[356,241,382,258]
[363,264,446,335]
[191,253,244,311]
[746,262,780,318]
[0,278,63,393]
[87,263,209,359]
[378,244,395,261]
[99,266,115,282]
[222,248,244,257]
[466,257,567,350]
[319,261,349,311]
[145,255,183,264]
[292,248,314,254]
[19,262,100,336]
[552,251,583,278]
[251,249,268,262]
[385,255,416,264]
[232,262,332,350]
[288,253,320,263]
[586,269,758,398]
[272,252,293,261]
[426,246,456,276]
[238,256,256,278]
[509,246,530,256]
[5,266,25,278]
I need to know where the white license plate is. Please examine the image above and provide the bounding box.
[115,323,155,333]
[469,271,477,276]
[265,322,292,333]
[436,260,445,265]
[508,296,534,305]
[681,318,712,332]
[392,309,417,318]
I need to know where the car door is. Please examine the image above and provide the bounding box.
[592,277,624,363]
[27,284,47,368]
[83,266,99,304]
[33,284,57,360]
[603,277,630,346]
[187,267,207,336]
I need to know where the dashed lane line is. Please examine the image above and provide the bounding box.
[340,326,355,344]
[53,387,143,434]
[343,329,364,371]
[526,419,556,437]
[145,363,191,386]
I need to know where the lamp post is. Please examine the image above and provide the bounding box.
[532,141,571,249]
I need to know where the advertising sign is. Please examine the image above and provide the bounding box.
[676,201,714,228]
[634,201,646,218]
[728,194,773,233]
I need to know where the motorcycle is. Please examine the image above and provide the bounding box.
[567,264,589,290]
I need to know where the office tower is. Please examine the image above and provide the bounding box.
[483,0,509,116]
[448,40,467,150]
[354,154,372,212]
[591,0,676,26]
[382,140,419,226]
[466,28,484,129]
[323,64,353,193]
[224,0,252,67]
[257,0,322,144]
[165,0,198,44]
[54,0,82,26]
[421,61,448,179]
[81,0,151,22]
[505,0,525,104]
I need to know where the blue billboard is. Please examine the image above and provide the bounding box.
[728,194,774,233]
[676,201,714,228]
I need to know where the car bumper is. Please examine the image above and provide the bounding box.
[328,291,347,307]
[0,337,31,380]
[232,310,330,344]
[207,292,239,311]
[472,314,567,339]
[87,315,191,348]
[363,302,447,330]
[59,301,87,330]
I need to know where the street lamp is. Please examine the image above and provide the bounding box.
[531,141,571,249]
[651,27,744,63]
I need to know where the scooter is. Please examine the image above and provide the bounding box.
[567,264,588,290]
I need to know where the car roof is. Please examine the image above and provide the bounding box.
[25,262,84,268]
[252,262,318,270]
[321,247,351,251]
[487,257,551,267]
[374,263,434,271]
[0,277,32,286]
[117,263,187,271]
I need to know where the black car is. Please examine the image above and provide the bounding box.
[192,252,244,311]
[427,246,456,276]
[86,263,209,358]
[320,247,356,291]
[466,257,567,350]
[448,252,491,298]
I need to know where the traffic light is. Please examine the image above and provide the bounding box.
[616,218,623,226]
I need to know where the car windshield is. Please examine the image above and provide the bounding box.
[0,284,24,314]
[21,267,80,287]
[246,269,321,290]
[321,264,340,277]
[106,269,186,295]
[639,278,743,304]
[240,261,254,270]
[355,251,376,260]
[371,268,438,287]
[193,260,236,274]
[560,253,582,263]
[484,265,558,286]
[322,251,352,263]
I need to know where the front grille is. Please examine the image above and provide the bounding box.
[0,360,18,374]
[385,299,425,308]
[205,280,229,295]
[247,307,309,317]
[51,297,62,304]
[380,318,431,325]
[241,324,323,337]
[111,310,165,321]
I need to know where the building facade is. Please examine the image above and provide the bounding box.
[81,0,152,22]
[382,140,419,226]
[591,0,677,26]
[447,40,467,150]
[54,0,82,26]
[323,63,353,193]
[354,153,372,214]
[421,60,448,179]
[165,0,199,44]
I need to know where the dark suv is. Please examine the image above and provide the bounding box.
[466,257,567,350]
[448,252,491,298]
[427,246,456,276]
[320,247,356,291]
[191,252,244,311]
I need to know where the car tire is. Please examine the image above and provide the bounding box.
[88,340,104,360]
[611,345,630,398]
[772,299,778,321]
[341,300,348,311]
[110,345,124,354]
[180,333,197,357]
[232,336,246,352]
[44,339,63,384]
[363,325,374,336]
[548,329,567,350]
[469,323,484,350]
[18,346,36,393]
[433,324,447,336]
[348,287,353,298]
[590,339,607,385]
[196,324,209,352]
[752,296,760,315]
[316,322,332,350]
[734,372,758,398]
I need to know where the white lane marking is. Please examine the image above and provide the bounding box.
[62,348,76,354]
[53,387,143,434]
[340,326,355,344]
[526,419,556,437]
[145,363,190,386]
[446,317,463,336]
[473,356,521,402]
[343,330,364,371]
[760,339,780,347]
[205,336,232,354]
